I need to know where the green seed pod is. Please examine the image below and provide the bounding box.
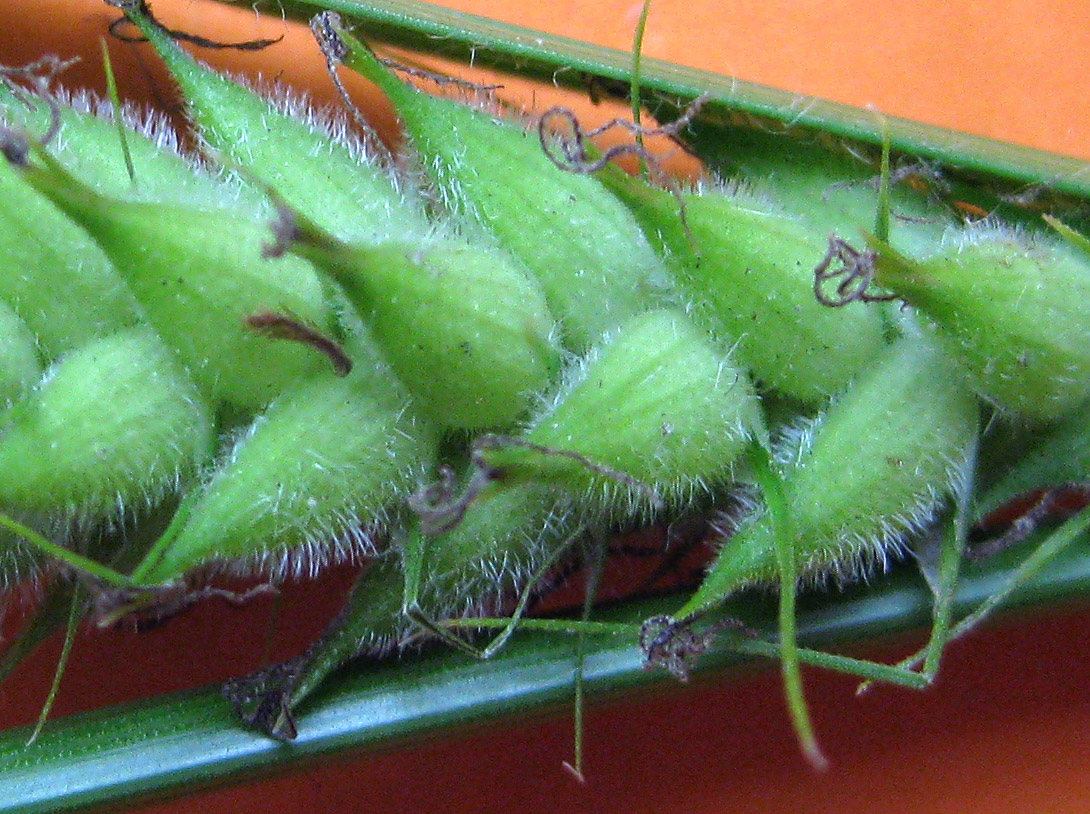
[283,210,559,430]
[296,308,760,683]
[676,335,978,620]
[223,480,571,738]
[130,366,435,586]
[599,169,887,402]
[414,482,567,609]
[268,310,761,718]
[478,309,764,519]
[411,481,573,643]
[0,297,45,589]
[0,155,143,361]
[0,78,255,209]
[113,0,429,243]
[326,19,674,351]
[0,327,213,526]
[232,463,583,738]
[15,152,337,412]
[227,309,760,737]
[871,226,1090,422]
[228,304,763,736]
[697,127,952,254]
[111,6,563,426]
[0,299,41,406]
[410,311,759,633]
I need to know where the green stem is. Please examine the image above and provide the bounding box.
[629,0,651,177]
[0,514,131,588]
[26,583,83,746]
[750,444,826,770]
[874,114,891,243]
[100,38,136,187]
[895,503,1090,674]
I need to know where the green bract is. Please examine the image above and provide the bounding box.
[329,20,675,351]
[130,367,434,585]
[0,156,143,361]
[871,227,1090,422]
[113,0,429,244]
[282,213,560,430]
[0,77,252,209]
[600,169,887,402]
[16,152,337,412]
[479,309,764,518]
[675,336,978,620]
[0,327,213,525]
[411,482,567,609]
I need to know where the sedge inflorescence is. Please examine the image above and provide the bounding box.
[0,0,1088,751]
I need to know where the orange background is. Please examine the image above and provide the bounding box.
[3,1,1090,812]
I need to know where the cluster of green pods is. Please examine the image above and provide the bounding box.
[0,0,1088,756]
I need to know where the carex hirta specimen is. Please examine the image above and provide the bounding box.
[0,0,1086,772]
